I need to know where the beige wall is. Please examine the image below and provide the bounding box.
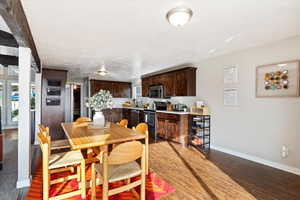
[197,36,300,170]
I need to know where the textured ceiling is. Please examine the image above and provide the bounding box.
[21,0,300,81]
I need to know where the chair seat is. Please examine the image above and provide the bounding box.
[49,150,83,169]
[51,139,71,150]
[95,161,141,183]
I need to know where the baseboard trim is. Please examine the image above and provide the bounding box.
[211,145,300,176]
[16,176,32,188]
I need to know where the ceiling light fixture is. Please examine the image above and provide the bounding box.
[97,64,108,76]
[166,7,193,27]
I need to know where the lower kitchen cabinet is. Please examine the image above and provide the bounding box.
[102,108,123,123]
[122,108,145,128]
[156,112,189,145]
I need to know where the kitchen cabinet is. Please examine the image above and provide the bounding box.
[122,108,145,128]
[160,72,175,97]
[174,68,196,96]
[102,108,123,123]
[156,112,189,145]
[142,77,150,97]
[113,82,131,98]
[141,67,196,97]
[90,80,132,98]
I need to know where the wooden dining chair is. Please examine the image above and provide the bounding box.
[132,123,149,174]
[91,141,146,200]
[38,124,71,150]
[75,117,92,123]
[117,119,128,128]
[37,131,86,200]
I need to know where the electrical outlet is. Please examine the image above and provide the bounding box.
[281,145,288,158]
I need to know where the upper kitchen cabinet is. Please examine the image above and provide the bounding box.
[113,82,132,98]
[141,67,197,97]
[90,80,132,98]
[160,72,175,97]
[142,77,150,97]
[174,67,196,96]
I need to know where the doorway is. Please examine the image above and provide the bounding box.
[72,84,81,122]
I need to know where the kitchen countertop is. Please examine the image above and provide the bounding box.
[122,107,190,115]
[156,110,190,115]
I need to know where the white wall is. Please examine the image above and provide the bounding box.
[197,36,300,170]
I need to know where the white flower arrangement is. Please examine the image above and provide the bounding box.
[86,90,113,111]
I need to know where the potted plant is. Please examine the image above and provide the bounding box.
[86,90,113,127]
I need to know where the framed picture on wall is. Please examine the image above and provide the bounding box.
[256,60,300,97]
[224,66,238,84]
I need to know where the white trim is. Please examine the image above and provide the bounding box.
[211,145,300,176]
[16,176,32,188]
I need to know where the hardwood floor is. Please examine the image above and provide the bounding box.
[149,140,300,200]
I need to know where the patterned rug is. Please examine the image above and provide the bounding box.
[26,163,175,200]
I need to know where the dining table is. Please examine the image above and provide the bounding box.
[61,122,147,198]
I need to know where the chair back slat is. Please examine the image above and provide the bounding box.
[75,117,91,123]
[117,119,128,128]
[135,123,148,135]
[38,131,51,156]
[108,141,143,165]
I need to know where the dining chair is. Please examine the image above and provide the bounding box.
[132,123,149,174]
[75,117,92,123]
[37,131,86,200]
[38,124,71,150]
[91,141,146,200]
[117,119,128,128]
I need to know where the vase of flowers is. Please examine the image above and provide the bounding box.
[86,90,113,127]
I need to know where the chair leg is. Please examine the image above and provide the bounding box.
[141,173,146,200]
[43,173,49,200]
[80,159,86,199]
[77,166,81,182]
[102,151,109,200]
[91,163,96,200]
[146,137,149,175]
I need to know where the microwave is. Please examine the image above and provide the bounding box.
[149,85,164,98]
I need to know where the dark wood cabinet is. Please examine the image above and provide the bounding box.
[156,112,189,145]
[122,108,145,128]
[113,82,131,98]
[42,69,67,140]
[90,80,132,98]
[141,67,196,97]
[102,108,123,123]
[142,77,150,97]
[160,72,175,97]
[174,68,196,96]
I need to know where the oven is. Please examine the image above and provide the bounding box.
[149,85,164,98]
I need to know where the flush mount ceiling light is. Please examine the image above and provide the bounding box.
[97,64,108,76]
[166,7,193,27]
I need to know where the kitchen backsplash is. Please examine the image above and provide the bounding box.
[112,96,203,109]
[112,98,131,108]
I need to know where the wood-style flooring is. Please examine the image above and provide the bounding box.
[149,140,300,200]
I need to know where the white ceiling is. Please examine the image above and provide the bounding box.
[21,0,300,81]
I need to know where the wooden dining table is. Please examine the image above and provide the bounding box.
[61,122,147,198]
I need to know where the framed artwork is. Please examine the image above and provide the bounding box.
[256,60,300,97]
[224,66,238,84]
[224,88,238,106]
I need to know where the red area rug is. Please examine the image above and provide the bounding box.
[26,163,175,200]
